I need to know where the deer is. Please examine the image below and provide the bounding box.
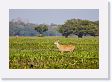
[54,40,75,53]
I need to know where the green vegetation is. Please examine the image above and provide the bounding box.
[9,18,99,37]
[9,36,99,69]
[58,19,99,38]
[34,24,48,36]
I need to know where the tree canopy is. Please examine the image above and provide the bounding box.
[34,24,48,36]
[58,19,99,38]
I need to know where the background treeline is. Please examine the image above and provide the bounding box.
[9,18,99,38]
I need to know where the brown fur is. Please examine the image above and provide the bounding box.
[54,41,75,53]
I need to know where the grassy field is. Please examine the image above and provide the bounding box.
[9,36,99,69]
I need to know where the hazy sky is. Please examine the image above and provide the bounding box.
[9,9,99,24]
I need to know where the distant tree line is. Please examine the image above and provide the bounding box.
[9,18,99,38]
[9,19,60,36]
[9,20,37,36]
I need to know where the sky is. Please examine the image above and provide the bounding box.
[9,9,99,24]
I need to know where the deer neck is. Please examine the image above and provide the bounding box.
[56,42,60,48]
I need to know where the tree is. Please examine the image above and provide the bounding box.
[58,19,99,38]
[34,24,48,36]
[86,22,98,37]
[58,24,73,38]
[74,20,99,37]
[67,19,91,38]
[58,19,83,38]
[9,19,37,36]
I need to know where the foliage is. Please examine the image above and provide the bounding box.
[58,25,74,38]
[9,19,60,36]
[9,18,99,38]
[9,20,37,36]
[34,24,48,35]
[58,19,99,38]
[9,36,99,69]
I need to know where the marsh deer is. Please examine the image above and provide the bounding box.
[54,40,75,53]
